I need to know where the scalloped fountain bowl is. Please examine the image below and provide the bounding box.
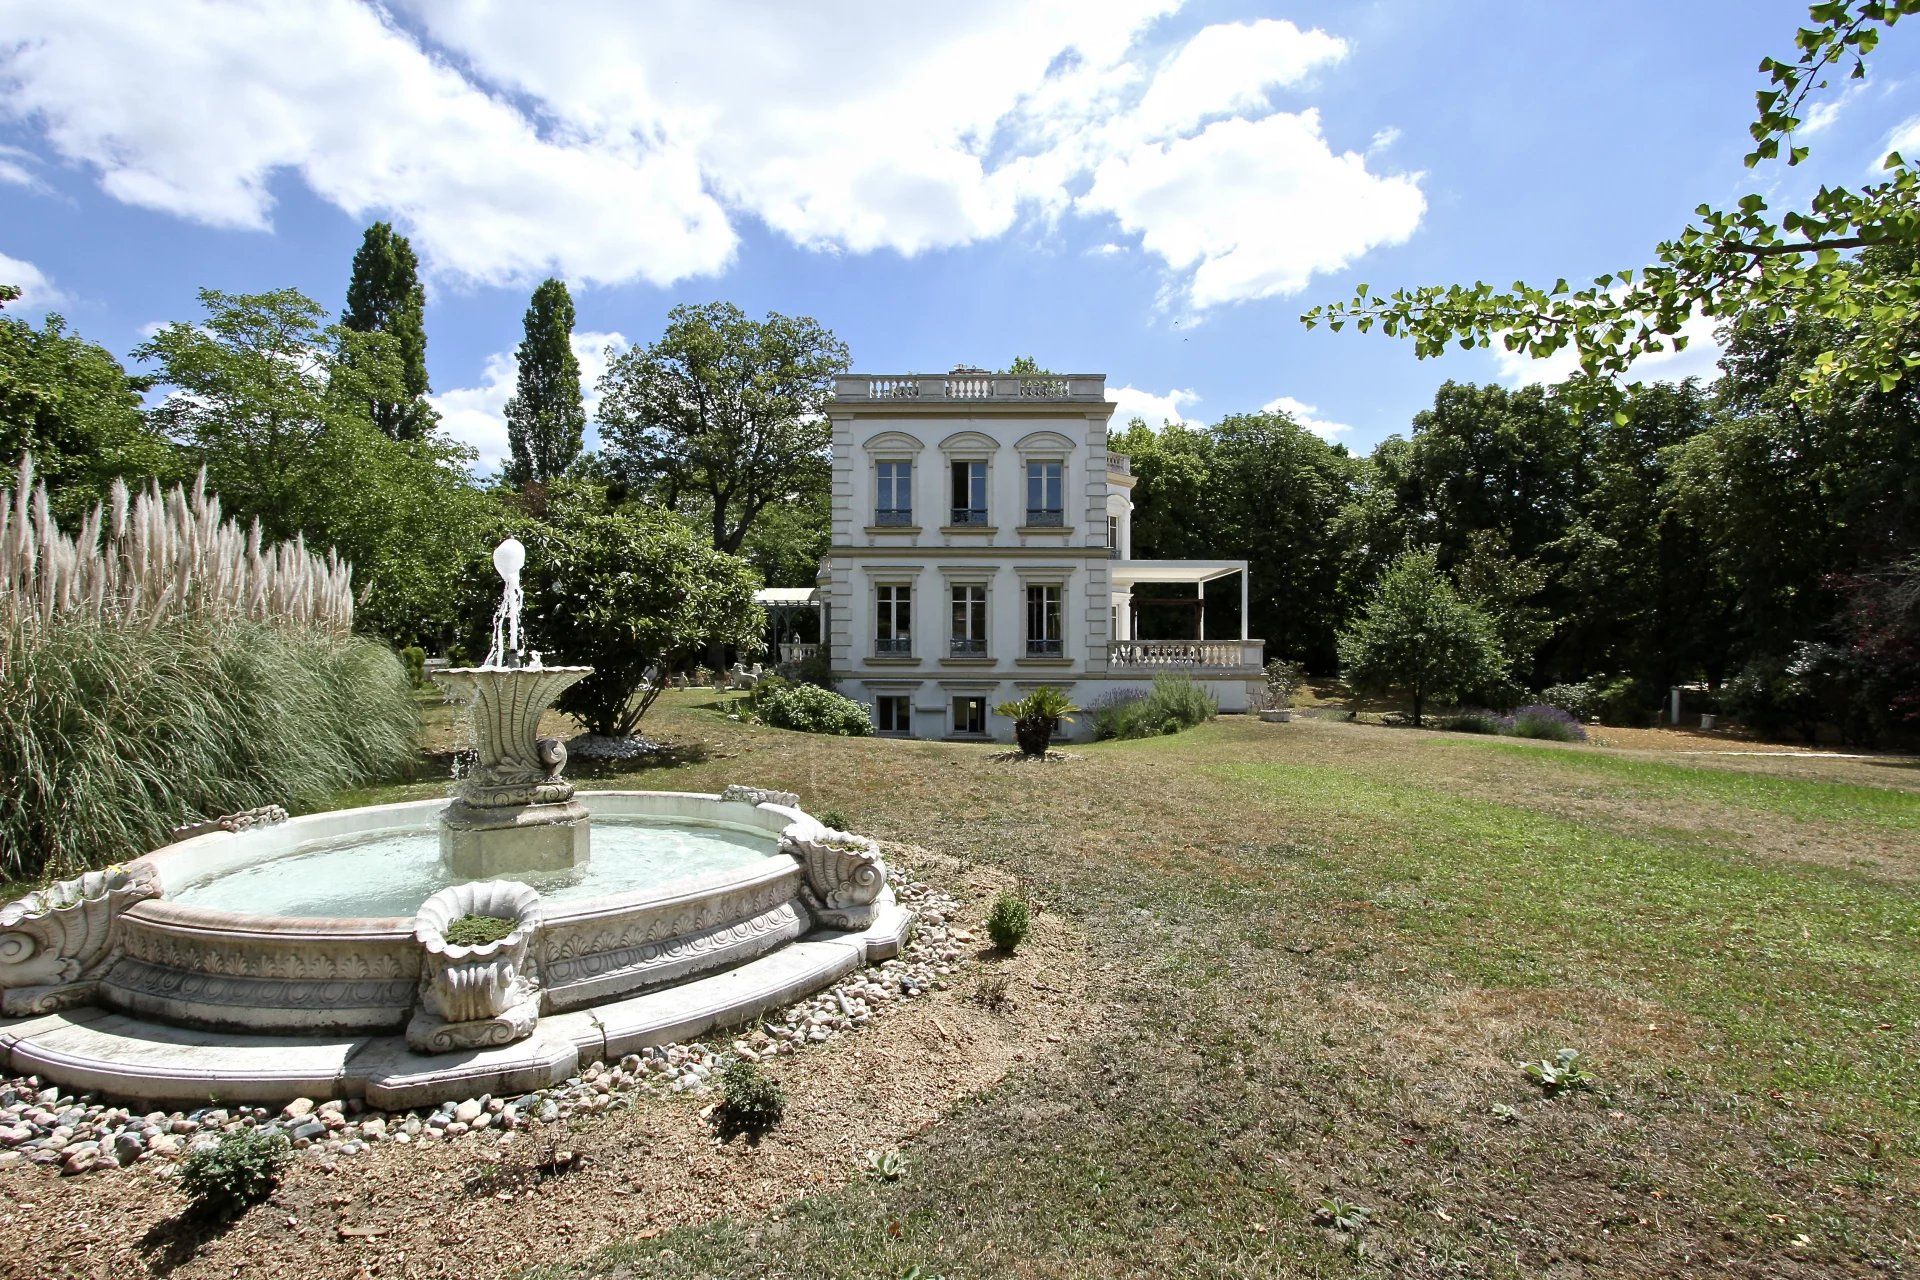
[0,789,909,1108]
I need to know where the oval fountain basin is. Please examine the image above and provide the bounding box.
[100,791,820,1035]
[168,817,777,918]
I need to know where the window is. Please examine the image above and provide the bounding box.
[875,584,911,655]
[875,696,911,735]
[875,461,912,525]
[950,460,988,525]
[952,695,987,736]
[950,584,987,655]
[1025,461,1064,526]
[1026,584,1063,656]
[1107,514,1121,558]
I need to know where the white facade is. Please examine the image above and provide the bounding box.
[821,371,1263,741]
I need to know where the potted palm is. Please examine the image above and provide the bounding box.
[993,686,1079,757]
[1260,659,1303,723]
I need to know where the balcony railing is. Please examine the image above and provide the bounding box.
[874,508,913,526]
[1107,453,1132,475]
[779,642,820,664]
[1108,639,1264,672]
[949,506,989,526]
[834,373,1108,402]
[949,637,987,656]
[1026,638,1064,657]
[875,636,912,656]
[1025,507,1065,527]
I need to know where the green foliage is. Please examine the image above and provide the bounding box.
[1312,1196,1373,1233]
[1337,548,1506,727]
[341,221,434,441]
[505,278,586,488]
[399,644,427,688]
[1539,682,1599,721]
[1305,2,1920,414]
[994,686,1079,757]
[1506,704,1589,743]
[1110,411,1362,669]
[0,306,174,521]
[1087,676,1217,740]
[815,808,853,832]
[985,891,1032,952]
[176,1127,291,1217]
[1522,1048,1596,1095]
[753,682,872,736]
[135,287,492,644]
[443,913,517,947]
[1262,658,1306,709]
[597,302,847,555]
[504,490,764,738]
[0,614,416,878]
[1441,709,1508,735]
[714,1061,784,1138]
[861,1149,908,1182]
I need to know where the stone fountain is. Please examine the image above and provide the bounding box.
[434,538,594,878]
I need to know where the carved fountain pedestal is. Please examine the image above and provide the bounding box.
[433,665,595,879]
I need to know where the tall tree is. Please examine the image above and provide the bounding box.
[0,286,175,517]
[597,301,848,554]
[136,287,492,641]
[340,221,435,440]
[504,278,586,489]
[1338,547,1506,726]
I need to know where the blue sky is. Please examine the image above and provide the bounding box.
[4,1,1918,472]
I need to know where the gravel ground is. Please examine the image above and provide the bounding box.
[0,847,1091,1279]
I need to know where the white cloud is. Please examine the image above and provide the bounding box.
[1368,126,1401,154]
[1108,384,1200,428]
[431,331,628,474]
[0,252,62,310]
[0,144,45,191]
[1080,112,1425,307]
[1259,394,1351,440]
[1884,114,1920,168]
[0,1,1420,307]
[1802,81,1869,136]
[1492,309,1724,388]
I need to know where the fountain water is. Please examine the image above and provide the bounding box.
[435,540,593,877]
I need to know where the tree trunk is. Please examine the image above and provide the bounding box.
[1411,693,1424,727]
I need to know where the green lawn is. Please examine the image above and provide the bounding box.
[511,698,1919,1279]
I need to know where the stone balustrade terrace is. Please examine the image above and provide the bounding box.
[833,373,1108,402]
[1108,639,1265,674]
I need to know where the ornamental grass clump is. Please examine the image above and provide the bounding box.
[0,456,416,880]
[1507,704,1589,742]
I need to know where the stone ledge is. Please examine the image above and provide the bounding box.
[0,896,911,1109]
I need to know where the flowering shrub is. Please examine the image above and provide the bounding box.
[752,682,873,736]
[1507,704,1588,742]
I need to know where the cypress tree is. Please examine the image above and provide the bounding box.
[342,221,433,440]
[503,278,585,488]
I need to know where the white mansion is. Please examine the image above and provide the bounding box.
[790,370,1263,742]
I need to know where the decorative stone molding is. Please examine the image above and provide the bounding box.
[720,784,800,809]
[408,881,543,1053]
[782,828,887,930]
[170,805,291,843]
[0,865,160,1015]
[433,667,592,812]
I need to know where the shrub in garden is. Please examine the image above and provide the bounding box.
[0,459,415,879]
[985,890,1032,952]
[1087,688,1148,740]
[1262,658,1305,710]
[399,644,427,688]
[993,686,1078,756]
[1539,681,1598,721]
[1507,704,1588,742]
[1442,708,1510,735]
[753,681,873,735]
[714,1061,785,1138]
[177,1129,291,1217]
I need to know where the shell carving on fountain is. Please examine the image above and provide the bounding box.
[435,667,593,810]
[781,828,887,930]
[407,880,543,1053]
[0,865,160,1015]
